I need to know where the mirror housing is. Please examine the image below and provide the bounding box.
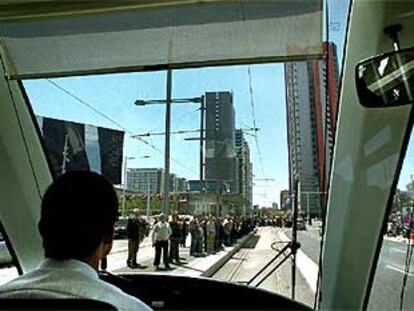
[355,47,414,108]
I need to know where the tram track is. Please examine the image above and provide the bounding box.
[226,248,254,282]
[211,228,292,287]
[210,229,267,283]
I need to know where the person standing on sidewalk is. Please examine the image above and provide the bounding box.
[126,209,140,268]
[206,215,216,254]
[201,216,208,253]
[169,214,182,264]
[152,214,172,270]
[190,217,200,256]
[223,217,232,246]
[180,217,189,247]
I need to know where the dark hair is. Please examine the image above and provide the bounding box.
[38,171,119,260]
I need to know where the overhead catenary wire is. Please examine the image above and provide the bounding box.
[246,66,266,178]
[46,79,197,175]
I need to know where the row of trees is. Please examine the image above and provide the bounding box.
[390,179,414,218]
[117,193,251,217]
[117,194,180,216]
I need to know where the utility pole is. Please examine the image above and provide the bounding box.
[200,96,205,183]
[162,68,172,216]
[291,180,299,300]
[122,156,135,216]
[146,180,151,219]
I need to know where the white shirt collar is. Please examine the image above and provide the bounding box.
[39,258,99,280]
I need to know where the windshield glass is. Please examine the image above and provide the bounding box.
[20,0,350,308]
[0,224,18,286]
[368,130,414,310]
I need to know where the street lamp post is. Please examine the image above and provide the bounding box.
[134,88,204,216]
[199,96,206,182]
[122,156,135,216]
[162,68,172,216]
[146,179,151,219]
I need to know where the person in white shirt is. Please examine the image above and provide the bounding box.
[152,214,172,270]
[0,171,151,311]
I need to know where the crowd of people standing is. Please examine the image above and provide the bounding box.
[189,215,255,257]
[125,210,255,270]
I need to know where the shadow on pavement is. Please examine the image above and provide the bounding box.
[240,234,260,249]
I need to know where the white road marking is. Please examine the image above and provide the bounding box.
[391,248,406,253]
[386,265,414,277]
[277,230,318,293]
[0,267,18,286]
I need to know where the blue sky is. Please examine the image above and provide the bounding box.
[22,0,413,206]
[24,63,287,207]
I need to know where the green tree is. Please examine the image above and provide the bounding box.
[223,194,249,216]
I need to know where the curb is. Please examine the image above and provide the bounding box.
[383,235,409,244]
[201,229,257,278]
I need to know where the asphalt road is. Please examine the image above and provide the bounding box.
[286,228,414,310]
[368,239,414,310]
[286,228,321,265]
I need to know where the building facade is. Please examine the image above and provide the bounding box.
[280,190,290,210]
[187,192,226,216]
[127,168,187,194]
[235,129,253,210]
[205,91,238,193]
[176,177,188,192]
[126,168,164,193]
[284,42,339,217]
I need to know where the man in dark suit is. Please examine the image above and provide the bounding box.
[126,209,140,268]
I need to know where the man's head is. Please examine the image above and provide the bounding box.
[38,171,118,261]
[133,208,140,218]
[172,214,178,222]
[159,213,166,222]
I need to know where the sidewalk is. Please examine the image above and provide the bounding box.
[108,232,256,277]
[383,235,410,243]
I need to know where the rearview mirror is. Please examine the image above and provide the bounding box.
[356,47,414,107]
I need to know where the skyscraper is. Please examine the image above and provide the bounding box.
[285,42,339,217]
[235,129,253,209]
[312,42,340,194]
[205,91,238,193]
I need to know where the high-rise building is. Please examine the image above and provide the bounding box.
[235,129,253,209]
[285,42,339,217]
[169,173,178,193]
[127,168,164,193]
[176,178,188,192]
[312,42,339,194]
[205,91,238,193]
[280,190,290,210]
